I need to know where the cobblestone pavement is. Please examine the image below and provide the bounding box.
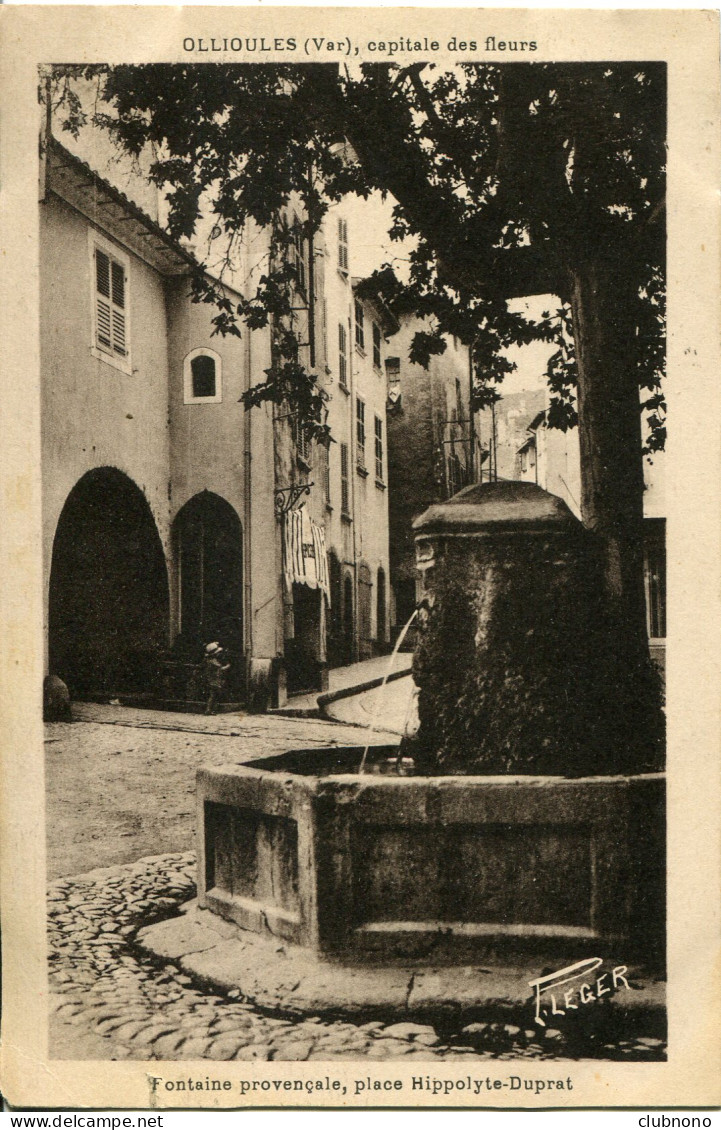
[47,707,666,1063]
[49,853,666,1063]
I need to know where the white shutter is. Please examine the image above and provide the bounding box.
[110,259,127,356]
[95,246,127,358]
[338,218,349,272]
[95,250,112,350]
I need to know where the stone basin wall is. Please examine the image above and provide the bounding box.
[198,754,665,967]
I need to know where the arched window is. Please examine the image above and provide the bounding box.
[191,355,215,398]
[184,348,222,404]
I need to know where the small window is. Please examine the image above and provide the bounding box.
[183,348,222,404]
[338,217,349,273]
[90,234,131,374]
[374,415,384,482]
[354,300,365,351]
[356,398,366,467]
[318,443,331,506]
[340,443,350,515]
[338,322,348,389]
[373,322,382,370]
[385,356,400,383]
[191,355,216,398]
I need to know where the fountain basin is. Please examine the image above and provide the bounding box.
[197,748,665,964]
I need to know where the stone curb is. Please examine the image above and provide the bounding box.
[138,901,666,1028]
[317,664,413,714]
[266,664,413,722]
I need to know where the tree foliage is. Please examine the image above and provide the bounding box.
[47,61,665,451]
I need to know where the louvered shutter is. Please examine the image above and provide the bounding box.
[95,247,127,357]
[338,218,349,272]
[95,249,112,350]
[110,261,126,356]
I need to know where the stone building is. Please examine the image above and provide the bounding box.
[40,125,396,709]
[41,135,282,707]
[495,393,666,667]
[385,317,476,636]
[271,203,396,696]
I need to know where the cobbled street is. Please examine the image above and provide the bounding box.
[47,705,666,1062]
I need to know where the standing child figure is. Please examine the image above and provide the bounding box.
[203,642,230,715]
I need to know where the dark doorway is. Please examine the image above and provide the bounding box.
[286,583,322,695]
[343,573,354,666]
[376,566,387,649]
[49,467,169,698]
[358,563,373,660]
[327,550,343,668]
[174,492,244,657]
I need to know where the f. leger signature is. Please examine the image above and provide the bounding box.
[529,957,630,1026]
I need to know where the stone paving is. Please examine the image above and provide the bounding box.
[47,705,667,1063]
[48,852,666,1063]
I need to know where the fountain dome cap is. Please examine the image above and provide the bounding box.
[413,481,579,537]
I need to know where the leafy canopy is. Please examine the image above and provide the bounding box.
[48,61,665,451]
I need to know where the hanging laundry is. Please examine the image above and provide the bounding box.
[282,506,329,601]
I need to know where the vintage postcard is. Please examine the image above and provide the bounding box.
[0,5,719,1111]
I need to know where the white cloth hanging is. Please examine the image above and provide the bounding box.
[283,507,330,601]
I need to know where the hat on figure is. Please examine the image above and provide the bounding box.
[205,642,222,655]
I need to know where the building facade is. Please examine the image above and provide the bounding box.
[385,317,475,636]
[41,136,283,706]
[493,393,666,667]
[41,133,395,709]
[271,205,396,697]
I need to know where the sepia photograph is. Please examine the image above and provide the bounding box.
[0,6,719,1111]
[41,56,666,1065]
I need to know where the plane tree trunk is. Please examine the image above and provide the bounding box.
[565,246,664,768]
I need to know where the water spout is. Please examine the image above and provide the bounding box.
[358,606,419,775]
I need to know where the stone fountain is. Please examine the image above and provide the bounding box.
[140,482,665,1021]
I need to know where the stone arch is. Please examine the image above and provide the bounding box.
[48,466,169,697]
[172,491,244,659]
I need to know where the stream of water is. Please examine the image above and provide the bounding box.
[358,607,419,775]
